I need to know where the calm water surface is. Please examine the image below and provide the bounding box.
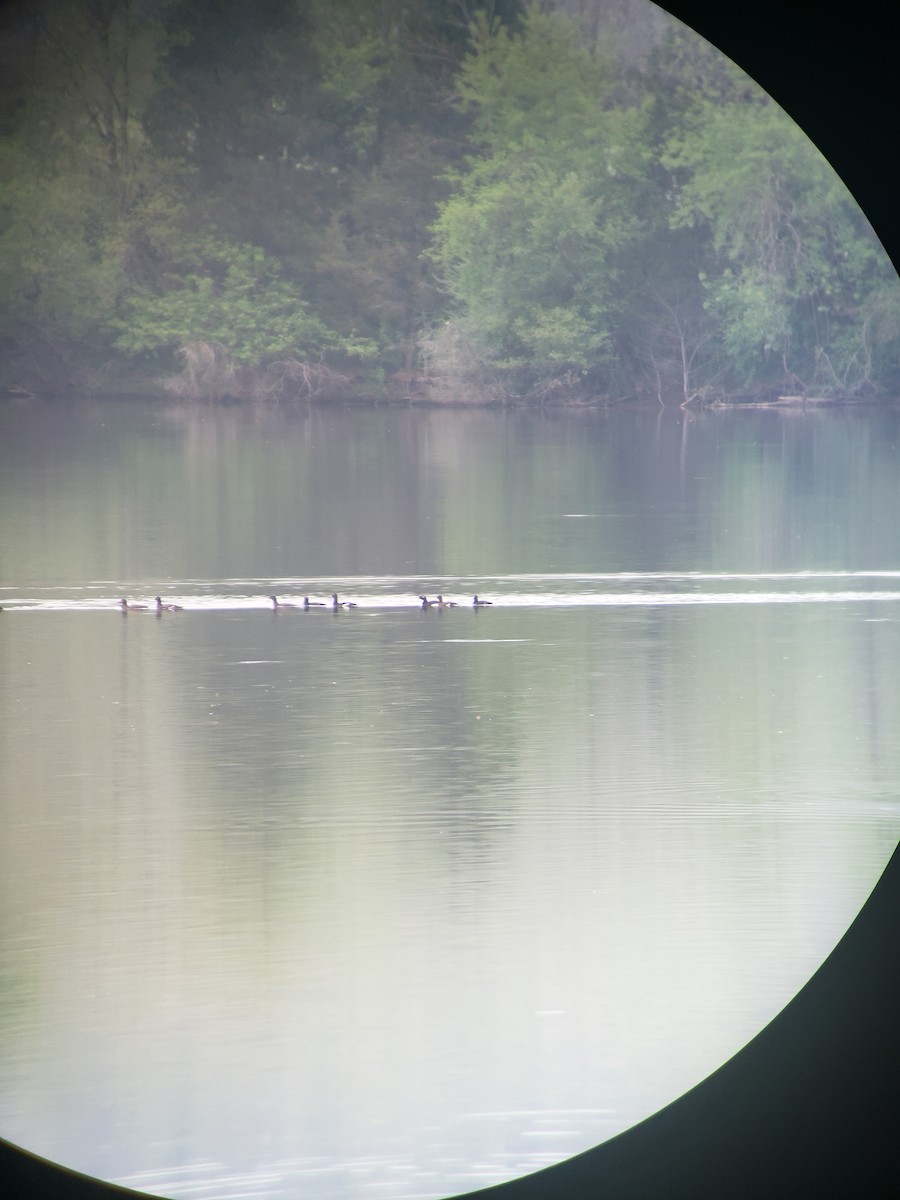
[1,399,899,1199]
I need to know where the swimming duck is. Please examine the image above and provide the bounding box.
[119,597,148,611]
[419,595,434,609]
[302,596,326,609]
[271,595,300,609]
[331,593,357,609]
[155,596,183,612]
[472,595,492,607]
[436,595,457,608]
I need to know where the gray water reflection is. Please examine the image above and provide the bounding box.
[1,400,899,1199]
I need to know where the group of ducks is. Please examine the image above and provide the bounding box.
[119,596,185,613]
[270,593,356,610]
[419,594,492,609]
[118,593,494,613]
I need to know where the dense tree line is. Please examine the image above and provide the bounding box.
[1,0,897,404]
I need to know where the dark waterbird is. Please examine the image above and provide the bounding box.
[119,597,148,611]
[271,595,300,609]
[155,596,183,612]
[473,595,492,607]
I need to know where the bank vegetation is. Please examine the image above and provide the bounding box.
[1,0,898,406]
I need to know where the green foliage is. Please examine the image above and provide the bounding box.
[1,0,897,402]
[433,161,616,370]
[0,134,124,363]
[429,4,647,388]
[315,127,448,368]
[661,81,900,393]
[116,239,375,365]
[315,22,388,161]
[456,6,609,155]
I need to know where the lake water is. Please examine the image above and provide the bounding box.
[1,397,899,1200]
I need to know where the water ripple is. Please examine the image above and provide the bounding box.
[2,571,900,611]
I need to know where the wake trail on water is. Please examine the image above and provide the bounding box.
[3,571,900,611]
